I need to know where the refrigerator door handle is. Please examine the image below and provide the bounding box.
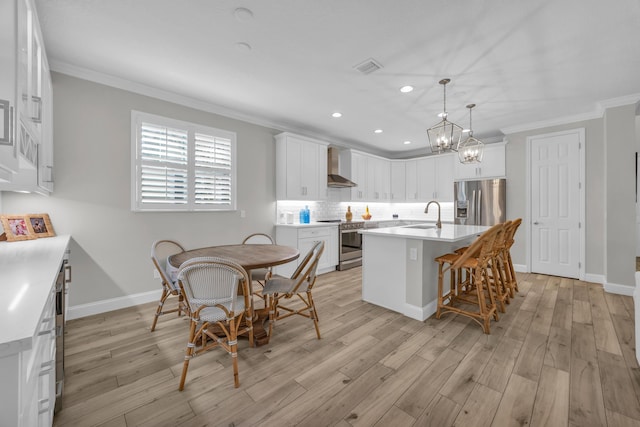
[470,190,476,225]
[477,189,482,225]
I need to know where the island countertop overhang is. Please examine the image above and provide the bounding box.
[359,223,491,243]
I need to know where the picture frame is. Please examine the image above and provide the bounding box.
[26,213,55,238]
[0,215,36,241]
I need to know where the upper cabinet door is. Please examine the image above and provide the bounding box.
[405,160,418,201]
[350,152,367,201]
[0,0,18,178]
[275,133,328,201]
[390,161,405,202]
[454,143,506,181]
[435,153,454,201]
[16,0,43,167]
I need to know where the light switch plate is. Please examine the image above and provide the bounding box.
[409,248,418,260]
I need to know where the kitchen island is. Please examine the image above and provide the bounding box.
[359,224,489,321]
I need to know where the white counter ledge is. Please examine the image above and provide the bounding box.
[359,225,488,321]
[359,223,489,242]
[0,235,70,357]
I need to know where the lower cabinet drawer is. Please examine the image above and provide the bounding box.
[298,227,330,239]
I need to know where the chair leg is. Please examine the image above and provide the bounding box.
[307,291,321,339]
[228,318,240,388]
[507,252,519,293]
[151,287,170,332]
[178,318,197,391]
[267,294,277,338]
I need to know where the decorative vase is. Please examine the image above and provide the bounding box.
[345,206,353,221]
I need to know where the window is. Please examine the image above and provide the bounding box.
[131,111,236,211]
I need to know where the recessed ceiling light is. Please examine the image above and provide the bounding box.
[332,112,342,118]
[234,7,254,22]
[235,42,252,51]
[404,140,411,145]
[400,85,414,93]
[374,129,383,134]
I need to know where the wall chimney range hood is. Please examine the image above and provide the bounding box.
[327,147,357,188]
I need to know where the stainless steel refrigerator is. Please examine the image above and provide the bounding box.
[454,179,506,225]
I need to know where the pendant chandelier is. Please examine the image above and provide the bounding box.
[458,103,484,164]
[427,78,463,154]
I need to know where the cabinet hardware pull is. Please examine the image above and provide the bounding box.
[0,100,11,146]
[65,265,72,283]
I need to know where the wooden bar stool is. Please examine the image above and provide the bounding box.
[502,218,522,296]
[486,221,511,313]
[434,223,504,334]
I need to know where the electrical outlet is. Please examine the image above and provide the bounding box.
[153,270,160,279]
[409,248,418,260]
[240,210,246,218]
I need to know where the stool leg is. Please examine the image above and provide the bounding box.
[436,262,444,319]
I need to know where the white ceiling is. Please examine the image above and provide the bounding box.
[35,0,640,157]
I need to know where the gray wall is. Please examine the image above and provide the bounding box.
[505,118,606,278]
[605,104,637,287]
[3,73,280,306]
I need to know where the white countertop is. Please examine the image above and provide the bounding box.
[359,223,490,242]
[0,235,70,357]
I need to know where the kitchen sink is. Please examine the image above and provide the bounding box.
[402,224,436,230]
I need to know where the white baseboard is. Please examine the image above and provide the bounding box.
[604,282,635,296]
[513,264,527,273]
[404,300,437,322]
[67,290,161,320]
[584,273,605,285]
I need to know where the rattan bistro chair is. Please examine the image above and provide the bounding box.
[176,257,254,390]
[241,233,275,304]
[150,239,189,332]
[262,241,324,339]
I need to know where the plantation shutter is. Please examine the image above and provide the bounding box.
[132,110,236,211]
[139,123,189,205]
[194,132,232,206]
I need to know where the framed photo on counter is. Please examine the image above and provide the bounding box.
[26,213,55,238]
[0,215,36,241]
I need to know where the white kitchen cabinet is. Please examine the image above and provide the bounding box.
[37,70,54,193]
[0,0,19,180]
[274,225,339,277]
[406,153,454,202]
[275,132,328,201]
[454,142,506,181]
[405,160,418,201]
[0,235,71,427]
[366,155,390,201]
[349,151,367,201]
[0,0,54,194]
[390,160,405,202]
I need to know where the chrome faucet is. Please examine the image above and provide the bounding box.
[425,201,442,228]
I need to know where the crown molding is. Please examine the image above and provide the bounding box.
[49,60,295,132]
[500,109,603,135]
[501,93,640,135]
[599,93,640,109]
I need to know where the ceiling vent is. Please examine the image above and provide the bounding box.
[354,58,383,75]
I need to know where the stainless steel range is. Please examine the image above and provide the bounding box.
[317,220,377,270]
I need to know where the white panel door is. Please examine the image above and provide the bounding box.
[530,132,580,278]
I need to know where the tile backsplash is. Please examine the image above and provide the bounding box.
[276,200,454,224]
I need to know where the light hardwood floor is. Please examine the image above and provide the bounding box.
[53,268,640,427]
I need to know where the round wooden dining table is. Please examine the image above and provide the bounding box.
[168,244,300,346]
[168,243,299,272]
